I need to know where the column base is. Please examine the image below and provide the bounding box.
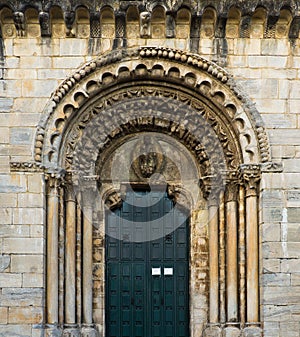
[81,325,98,337]
[203,324,222,337]
[242,326,262,337]
[63,325,81,337]
[203,324,262,337]
[45,325,63,337]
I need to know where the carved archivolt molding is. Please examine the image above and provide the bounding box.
[34,47,270,177]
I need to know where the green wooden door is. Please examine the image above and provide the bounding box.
[105,190,189,337]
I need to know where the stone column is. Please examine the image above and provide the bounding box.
[219,190,226,324]
[208,197,219,323]
[225,177,239,323]
[238,185,246,325]
[81,179,97,335]
[241,165,261,323]
[64,174,77,330]
[45,172,62,330]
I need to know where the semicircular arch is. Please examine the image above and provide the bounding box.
[35,47,270,176]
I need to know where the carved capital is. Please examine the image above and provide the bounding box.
[199,176,212,200]
[64,172,75,201]
[45,170,65,195]
[104,189,123,211]
[240,164,261,197]
[225,181,239,202]
[167,184,191,211]
[225,171,240,202]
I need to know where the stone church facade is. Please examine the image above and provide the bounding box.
[0,0,299,336]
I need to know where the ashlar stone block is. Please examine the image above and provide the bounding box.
[8,307,43,324]
[11,255,43,273]
[0,288,43,307]
[3,238,43,254]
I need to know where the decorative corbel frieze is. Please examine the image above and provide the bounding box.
[39,11,51,37]
[13,12,25,37]
[261,161,283,173]
[10,161,45,172]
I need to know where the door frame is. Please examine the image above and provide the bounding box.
[103,185,192,337]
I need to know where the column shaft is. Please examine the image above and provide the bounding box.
[219,191,226,323]
[241,164,260,324]
[209,203,219,323]
[46,177,60,324]
[65,183,76,324]
[246,194,259,322]
[239,186,246,324]
[83,206,93,324]
[226,199,238,321]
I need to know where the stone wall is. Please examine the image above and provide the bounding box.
[0,1,299,336]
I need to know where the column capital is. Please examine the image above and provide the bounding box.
[239,164,261,197]
[225,170,240,202]
[64,172,76,201]
[45,169,65,194]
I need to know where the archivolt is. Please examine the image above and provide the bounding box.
[35,46,270,172]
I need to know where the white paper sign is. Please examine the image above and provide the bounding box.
[164,267,173,276]
[152,267,161,276]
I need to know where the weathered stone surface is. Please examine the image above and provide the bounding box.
[242,327,262,337]
[223,326,241,337]
[0,273,22,288]
[263,273,291,286]
[0,325,31,337]
[8,307,43,324]
[0,174,26,193]
[263,286,300,305]
[3,238,44,254]
[10,128,33,145]
[0,288,43,307]
[0,98,13,113]
[11,255,43,273]
[0,255,10,271]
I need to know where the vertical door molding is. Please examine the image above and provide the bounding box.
[225,174,239,324]
[64,173,77,330]
[81,179,97,332]
[240,164,261,325]
[45,172,64,335]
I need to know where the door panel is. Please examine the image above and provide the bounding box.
[105,190,189,337]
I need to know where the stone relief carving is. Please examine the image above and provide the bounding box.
[131,135,165,179]
[140,11,151,37]
[13,11,25,36]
